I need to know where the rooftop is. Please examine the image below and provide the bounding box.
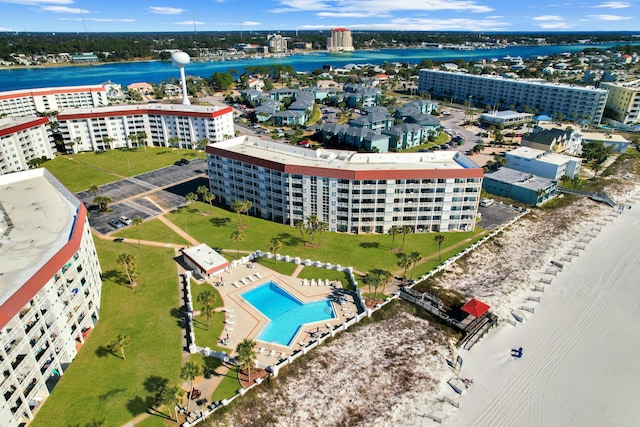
[507,146,578,165]
[183,244,229,274]
[485,167,555,191]
[0,169,79,307]
[209,136,479,172]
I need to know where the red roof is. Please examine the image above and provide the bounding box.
[332,27,349,32]
[461,298,490,317]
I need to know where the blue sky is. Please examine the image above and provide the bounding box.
[0,0,639,33]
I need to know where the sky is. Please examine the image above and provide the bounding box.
[0,0,639,33]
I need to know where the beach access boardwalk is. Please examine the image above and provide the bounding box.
[399,288,497,349]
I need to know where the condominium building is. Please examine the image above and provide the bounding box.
[266,34,288,53]
[0,117,55,175]
[0,86,107,117]
[600,80,640,125]
[327,28,354,52]
[417,69,608,125]
[206,136,483,234]
[57,104,234,152]
[0,169,102,426]
[505,146,581,180]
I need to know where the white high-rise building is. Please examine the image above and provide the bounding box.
[0,117,55,175]
[0,86,107,117]
[57,104,235,152]
[0,169,102,426]
[327,28,354,52]
[418,69,608,125]
[207,136,483,234]
[267,34,288,53]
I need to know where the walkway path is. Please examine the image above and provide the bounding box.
[156,214,201,246]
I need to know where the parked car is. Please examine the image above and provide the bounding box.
[108,218,125,229]
[480,198,494,207]
[119,216,132,226]
[174,158,189,166]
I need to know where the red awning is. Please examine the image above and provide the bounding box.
[461,298,490,318]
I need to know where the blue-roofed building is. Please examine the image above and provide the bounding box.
[482,167,557,206]
[349,113,395,133]
[344,127,390,152]
[269,88,300,101]
[253,99,280,122]
[382,123,425,151]
[272,110,307,126]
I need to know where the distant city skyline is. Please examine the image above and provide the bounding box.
[1,0,639,33]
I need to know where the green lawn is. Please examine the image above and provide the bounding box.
[254,257,298,276]
[113,218,190,246]
[189,281,231,352]
[43,146,206,192]
[166,202,484,275]
[31,240,183,427]
[297,266,352,288]
[44,158,120,193]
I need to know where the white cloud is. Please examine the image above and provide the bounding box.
[0,0,72,4]
[537,21,573,29]
[300,17,509,31]
[149,6,184,15]
[316,11,390,18]
[59,17,136,22]
[41,5,88,13]
[243,21,261,26]
[0,26,17,31]
[592,1,630,8]
[588,14,631,20]
[533,15,564,21]
[174,20,205,25]
[272,0,493,14]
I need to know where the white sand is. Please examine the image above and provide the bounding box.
[438,196,640,426]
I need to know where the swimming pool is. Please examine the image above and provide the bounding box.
[242,281,335,346]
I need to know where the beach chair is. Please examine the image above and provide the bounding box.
[231,282,239,288]
[255,272,261,279]
[225,320,235,325]
[267,349,275,357]
[257,347,264,354]
[311,279,317,286]
[318,279,324,286]
[247,275,254,282]
[241,278,248,285]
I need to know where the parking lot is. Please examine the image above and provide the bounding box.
[80,159,209,235]
[476,200,524,231]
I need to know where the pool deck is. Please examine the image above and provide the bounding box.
[200,261,358,367]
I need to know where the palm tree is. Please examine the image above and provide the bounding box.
[317,221,329,247]
[107,334,131,360]
[136,131,148,152]
[132,217,143,248]
[167,136,182,148]
[203,191,215,214]
[295,220,306,246]
[230,229,245,258]
[397,253,412,282]
[93,196,112,213]
[378,270,392,299]
[180,361,203,413]
[116,252,137,288]
[409,251,422,280]
[197,185,209,202]
[230,200,245,228]
[268,237,282,263]
[186,192,203,214]
[235,338,257,385]
[388,226,400,251]
[400,225,412,251]
[241,200,253,227]
[197,290,215,307]
[200,304,215,330]
[159,384,184,421]
[434,234,447,260]
[89,184,99,197]
[305,214,320,247]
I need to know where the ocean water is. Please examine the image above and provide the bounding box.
[0,42,637,92]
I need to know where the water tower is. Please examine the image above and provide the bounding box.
[171,51,191,105]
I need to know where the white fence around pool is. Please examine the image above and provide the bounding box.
[179,203,529,426]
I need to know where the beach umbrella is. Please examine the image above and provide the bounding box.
[461,298,490,318]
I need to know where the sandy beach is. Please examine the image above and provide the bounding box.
[441,194,640,426]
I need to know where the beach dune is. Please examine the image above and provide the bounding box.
[443,198,640,426]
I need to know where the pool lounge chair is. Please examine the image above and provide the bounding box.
[241,278,249,285]
[311,279,316,286]
[246,276,254,282]
[267,349,275,357]
[318,279,324,286]
[255,272,261,279]
[258,347,265,354]
[225,320,235,325]
[231,282,239,288]
[301,279,308,286]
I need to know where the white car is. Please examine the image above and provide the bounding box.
[119,216,132,226]
[480,198,494,207]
